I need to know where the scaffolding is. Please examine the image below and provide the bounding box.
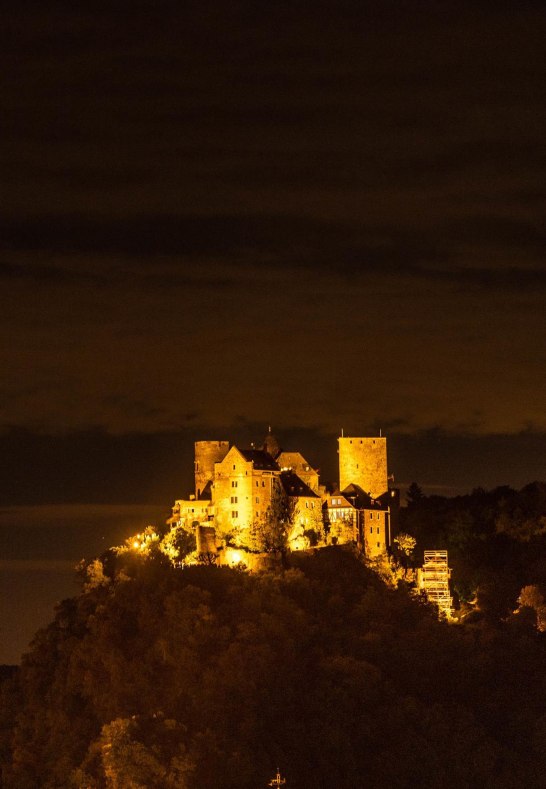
[418,550,453,619]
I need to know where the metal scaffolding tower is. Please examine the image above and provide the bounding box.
[418,550,453,619]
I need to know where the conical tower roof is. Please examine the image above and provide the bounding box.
[262,426,281,459]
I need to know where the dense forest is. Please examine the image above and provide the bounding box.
[1,483,546,788]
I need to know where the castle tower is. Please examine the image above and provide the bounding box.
[194,440,229,498]
[262,426,281,459]
[338,436,388,498]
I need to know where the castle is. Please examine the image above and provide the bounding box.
[168,430,400,562]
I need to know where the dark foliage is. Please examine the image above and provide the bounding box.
[401,482,546,613]
[1,544,546,788]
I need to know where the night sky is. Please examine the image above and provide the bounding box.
[2,1,545,662]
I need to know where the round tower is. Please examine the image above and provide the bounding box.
[194,440,229,498]
[338,436,388,498]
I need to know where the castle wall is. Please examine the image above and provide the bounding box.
[171,498,212,527]
[338,437,387,498]
[277,451,320,492]
[213,447,279,545]
[194,440,229,498]
[363,509,388,557]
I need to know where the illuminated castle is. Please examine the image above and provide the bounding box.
[169,430,399,559]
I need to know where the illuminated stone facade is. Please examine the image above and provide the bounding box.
[194,440,230,498]
[213,446,280,545]
[169,431,397,558]
[338,436,388,498]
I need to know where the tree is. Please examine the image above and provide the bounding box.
[252,485,294,554]
[517,585,546,632]
[406,482,424,507]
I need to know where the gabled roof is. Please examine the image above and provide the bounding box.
[239,449,280,470]
[197,480,212,501]
[341,483,389,510]
[277,451,317,473]
[326,494,355,508]
[280,470,320,498]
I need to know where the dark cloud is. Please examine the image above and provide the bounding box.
[0,259,106,285]
[3,0,546,667]
[2,425,545,509]
[2,213,544,295]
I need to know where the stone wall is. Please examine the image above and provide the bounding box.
[338,436,388,498]
[194,440,229,497]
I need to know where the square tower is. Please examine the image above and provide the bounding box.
[338,436,388,498]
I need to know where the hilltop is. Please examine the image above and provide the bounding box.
[1,542,546,788]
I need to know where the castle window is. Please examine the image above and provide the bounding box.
[370,526,373,534]
[356,464,359,469]
[262,481,265,487]
[305,501,309,508]
[255,497,259,504]
[231,481,238,488]
[369,513,373,520]
[232,511,238,518]
[377,542,380,548]
[377,513,380,520]
[377,527,380,534]
[256,481,259,487]
[230,496,238,504]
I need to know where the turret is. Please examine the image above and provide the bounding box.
[194,440,229,498]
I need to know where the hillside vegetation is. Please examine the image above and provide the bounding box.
[1,483,546,788]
